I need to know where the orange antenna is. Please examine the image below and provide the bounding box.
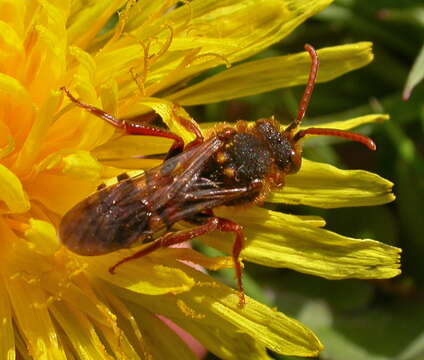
[294,127,376,150]
[285,45,376,151]
[285,44,319,132]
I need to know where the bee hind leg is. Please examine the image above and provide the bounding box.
[109,215,246,307]
[108,217,221,274]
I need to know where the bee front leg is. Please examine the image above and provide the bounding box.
[61,87,203,158]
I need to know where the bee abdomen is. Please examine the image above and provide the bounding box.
[59,184,153,256]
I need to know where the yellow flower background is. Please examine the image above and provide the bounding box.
[0,1,401,359]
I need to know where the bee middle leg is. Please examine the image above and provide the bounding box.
[187,213,246,307]
[109,215,246,307]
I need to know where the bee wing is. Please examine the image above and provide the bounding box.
[161,185,255,225]
[96,136,223,208]
[145,137,224,211]
[59,137,224,255]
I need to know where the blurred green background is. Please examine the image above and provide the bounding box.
[197,1,424,359]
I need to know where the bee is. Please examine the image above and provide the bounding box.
[59,45,376,306]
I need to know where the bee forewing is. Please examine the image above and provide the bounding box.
[59,137,225,256]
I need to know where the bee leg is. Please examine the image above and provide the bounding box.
[213,218,246,308]
[110,215,246,307]
[124,105,204,157]
[61,87,203,158]
[61,87,185,158]
[171,104,204,150]
[187,213,246,308]
[109,217,221,274]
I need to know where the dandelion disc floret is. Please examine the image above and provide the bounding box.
[0,1,400,359]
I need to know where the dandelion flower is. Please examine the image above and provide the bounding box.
[0,1,400,359]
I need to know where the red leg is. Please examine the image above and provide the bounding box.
[172,104,204,150]
[61,87,123,128]
[61,87,204,158]
[61,87,185,157]
[215,218,246,307]
[109,215,247,307]
[123,111,159,124]
[122,122,185,158]
[109,218,220,274]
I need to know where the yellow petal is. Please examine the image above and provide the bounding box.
[0,134,14,160]
[61,151,103,181]
[124,300,199,360]
[5,272,67,359]
[39,261,117,328]
[0,0,26,36]
[114,286,276,360]
[215,207,326,228]
[69,45,97,80]
[25,218,59,256]
[0,73,35,150]
[208,207,401,280]
[13,90,62,175]
[0,216,17,263]
[50,302,114,360]
[92,134,171,169]
[5,239,115,358]
[96,323,143,360]
[99,78,119,115]
[138,0,332,62]
[0,163,30,214]
[24,6,67,104]
[269,158,395,208]
[199,113,388,136]
[174,315,272,360]
[115,258,323,357]
[83,251,195,295]
[169,42,373,105]
[0,277,15,360]
[100,289,153,358]
[161,247,234,271]
[29,172,95,215]
[101,0,333,105]
[57,47,115,149]
[307,114,389,131]
[37,0,70,29]
[67,0,126,49]
[120,97,198,143]
[125,1,179,33]
[0,19,24,74]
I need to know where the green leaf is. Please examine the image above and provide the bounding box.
[272,274,424,360]
[403,44,424,100]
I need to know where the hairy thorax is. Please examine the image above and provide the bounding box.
[201,118,298,205]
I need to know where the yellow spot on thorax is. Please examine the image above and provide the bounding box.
[216,151,228,164]
[224,167,236,179]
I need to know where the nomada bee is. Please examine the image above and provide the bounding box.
[59,45,375,306]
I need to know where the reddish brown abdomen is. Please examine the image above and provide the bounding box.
[59,180,154,256]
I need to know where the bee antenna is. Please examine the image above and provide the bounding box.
[294,127,376,151]
[285,44,319,133]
